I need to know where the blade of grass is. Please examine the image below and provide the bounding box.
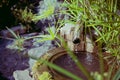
[107,58,116,80]
[6,27,18,39]
[112,68,120,80]
[38,59,83,80]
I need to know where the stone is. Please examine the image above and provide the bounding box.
[60,23,76,51]
[60,23,94,52]
[29,59,37,70]
[28,40,55,69]
[28,41,54,59]
[60,23,85,51]
[13,69,34,80]
[85,36,94,53]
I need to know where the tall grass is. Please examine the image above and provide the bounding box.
[61,0,120,63]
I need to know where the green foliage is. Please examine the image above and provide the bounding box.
[32,0,55,22]
[33,34,93,80]
[36,27,56,42]
[91,72,108,80]
[14,4,53,24]
[5,0,120,80]
[38,72,53,80]
[112,69,120,80]
[55,0,120,80]
[7,27,25,50]
[6,26,60,50]
[32,6,54,22]
[12,0,56,30]
[61,0,120,65]
[13,7,36,24]
[21,0,120,79]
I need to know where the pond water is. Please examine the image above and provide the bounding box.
[53,52,100,80]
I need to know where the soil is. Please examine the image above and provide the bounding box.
[0,39,29,80]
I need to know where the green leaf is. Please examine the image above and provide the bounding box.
[112,69,120,80]
[38,72,53,80]
[32,4,54,21]
[6,27,18,39]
